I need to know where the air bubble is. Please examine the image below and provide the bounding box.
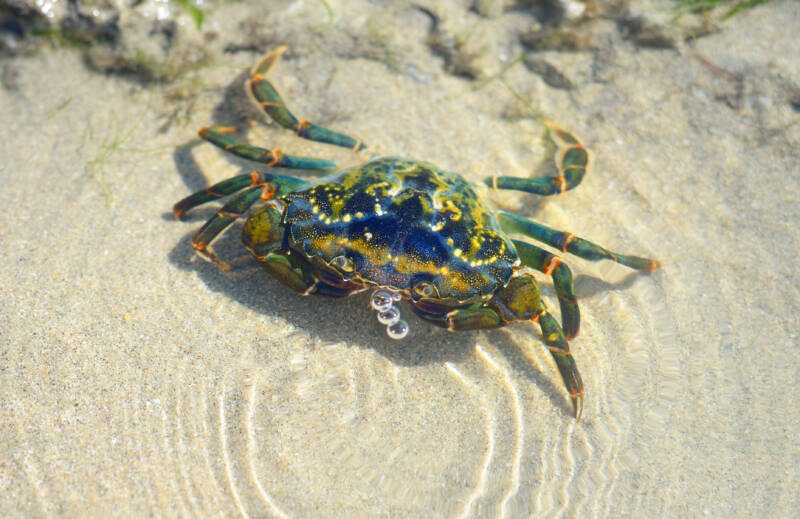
[387,320,409,340]
[377,306,400,326]
[370,290,394,312]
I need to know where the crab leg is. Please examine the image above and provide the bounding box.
[173,171,305,218]
[175,173,307,269]
[409,273,583,419]
[536,302,584,420]
[513,239,580,339]
[423,302,584,420]
[199,126,338,170]
[248,45,366,151]
[498,211,659,272]
[433,302,583,419]
[185,186,265,270]
[486,121,588,195]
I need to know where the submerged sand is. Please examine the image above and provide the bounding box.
[1,1,798,517]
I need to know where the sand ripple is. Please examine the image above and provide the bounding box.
[4,263,676,518]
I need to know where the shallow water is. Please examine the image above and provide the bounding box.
[1,1,798,517]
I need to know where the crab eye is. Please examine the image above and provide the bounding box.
[413,281,438,299]
[330,255,354,272]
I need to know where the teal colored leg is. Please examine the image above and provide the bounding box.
[248,46,366,151]
[486,120,589,195]
[173,171,306,218]
[175,170,308,269]
[421,300,583,420]
[536,302,583,420]
[187,185,265,270]
[513,239,580,339]
[409,273,583,419]
[199,126,338,170]
[498,211,659,272]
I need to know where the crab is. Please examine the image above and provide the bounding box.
[174,46,659,420]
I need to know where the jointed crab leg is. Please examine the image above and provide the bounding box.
[498,211,659,272]
[248,45,366,151]
[441,303,583,419]
[199,126,338,171]
[173,171,305,218]
[513,239,580,340]
[536,302,584,420]
[441,304,584,419]
[441,301,584,419]
[409,273,583,418]
[174,173,307,269]
[186,185,264,269]
[487,121,588,195]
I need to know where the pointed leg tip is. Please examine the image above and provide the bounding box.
[541,119,558,130]
[209,252,232,271]
[572,395,583,422]
[193,244,232,271]
[252,45,289,76]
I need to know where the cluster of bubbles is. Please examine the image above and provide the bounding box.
[370,289,409,340]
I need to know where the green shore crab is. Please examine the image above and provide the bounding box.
[174,46,659,419]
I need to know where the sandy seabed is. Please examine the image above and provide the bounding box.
[1,1,798,517]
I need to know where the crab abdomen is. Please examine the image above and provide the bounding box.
[283,157,518,303]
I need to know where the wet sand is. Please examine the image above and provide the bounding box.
[1,1,798,517]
